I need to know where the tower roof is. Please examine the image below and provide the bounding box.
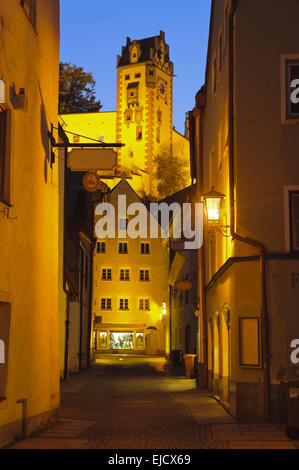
[117,30,172,73]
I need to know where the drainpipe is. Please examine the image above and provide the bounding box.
[228,0,270,421]
[196,104,208,389]
[79,246,84,372]
[60,129,70,381]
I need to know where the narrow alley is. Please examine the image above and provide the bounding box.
[10,356,297,450]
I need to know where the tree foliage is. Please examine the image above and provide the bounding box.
[59,62,102,114]
[153,152,189,198]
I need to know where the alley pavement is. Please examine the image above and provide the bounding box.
[9,355,298,450]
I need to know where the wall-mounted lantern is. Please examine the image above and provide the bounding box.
[201,187,225,224]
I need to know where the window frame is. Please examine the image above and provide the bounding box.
[119,298,129,310]
[281,54,299,124]
[139,269,150,282]
[118,242,128,254]
[100,298,112,310]
[141,242,150,255]
[97,242,106,254]
[102,268,112,281]
[120,268,130,281]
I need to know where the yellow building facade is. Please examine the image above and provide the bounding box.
[61,31,190,198]
[0,0,60,447]
[191,0,299,422]
[92,177,170,355]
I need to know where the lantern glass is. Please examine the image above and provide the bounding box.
[205,196,221,223]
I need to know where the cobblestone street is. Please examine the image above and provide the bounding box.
[10,356,298,450]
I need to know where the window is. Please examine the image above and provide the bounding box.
[289,191,299,251]
[21,0,36,28]
[139,299,150,311]
[282,56,299,122]
[0,110,9,201]
[101,298,112,310]
[127,83,139,107]
[119,218,128,231]
[119,299,129,310]
[135,73,141,78]
[110,332,133,349]
[136,333,144,348]
[135,109,143,123]
[136,125,142,141]
[156,127,160,143]
[119,242,128,254]
[141,243,150,254]
[124,109,133,122]
[140,269,150,281]
[97,242,106,254]
[99,332,107,348]
[125,74,130,80]
[120,269,130,281]
[102,269,112,280]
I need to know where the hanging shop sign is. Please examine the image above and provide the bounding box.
[68,148,117,172]
[82,171,101,192]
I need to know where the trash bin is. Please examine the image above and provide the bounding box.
[281,378,299,439]
[183,354,196,379]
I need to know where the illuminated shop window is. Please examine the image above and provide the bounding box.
[136,333,144,348]
[109,332,133,349]
[99,332,107,348]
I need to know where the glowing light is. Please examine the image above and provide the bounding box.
[202,188,225,224]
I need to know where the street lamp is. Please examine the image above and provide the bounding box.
[201,187,225,224]
[161,301,167,319]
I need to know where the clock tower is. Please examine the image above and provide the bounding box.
[116,31,174,196]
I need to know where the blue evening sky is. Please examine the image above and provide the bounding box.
[60,0,212,135]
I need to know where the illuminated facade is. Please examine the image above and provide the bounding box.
[92,177,170,356]
[0,0,60,447]
[61,31,191,198]
[190,0,299,422]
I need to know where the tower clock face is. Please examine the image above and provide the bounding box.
[158,79,166,98]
